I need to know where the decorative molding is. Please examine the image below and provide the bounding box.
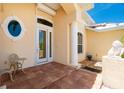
[37,4,56,16]
[2,16,25,41]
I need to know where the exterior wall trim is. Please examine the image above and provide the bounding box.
[37,4,56,16]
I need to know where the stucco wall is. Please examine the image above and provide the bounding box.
[53,7,76,65]
[0,3,86,68]
[0,4,36,68]
[86,29,124,60]
[0,4,53,68]
[53,6,87,64]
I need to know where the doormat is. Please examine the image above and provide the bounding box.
[82,66,102,73]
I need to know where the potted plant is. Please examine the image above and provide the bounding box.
[120,35,124,45]
[87,54,92,61]
[121,52,124,58]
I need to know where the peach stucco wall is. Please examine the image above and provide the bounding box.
[0,3,88,68]
[86,29,124,60]
[53,7,76,65]
[0,4,53,68]
[53,6,87,64]
[0,4,36,68]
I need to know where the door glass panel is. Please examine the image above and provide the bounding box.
[39,30,46,59]
[49,32,52,57]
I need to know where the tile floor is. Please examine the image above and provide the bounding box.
[1,62,97,89]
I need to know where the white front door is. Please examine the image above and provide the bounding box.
[36,24,53,63]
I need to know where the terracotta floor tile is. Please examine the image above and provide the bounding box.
[1,62,97,89]
[45,70,97,89]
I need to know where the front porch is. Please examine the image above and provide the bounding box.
[0,62,101,89]
[0,3,124,89]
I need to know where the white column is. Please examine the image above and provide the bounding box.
[71,21,78,66]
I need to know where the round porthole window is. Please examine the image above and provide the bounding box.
[8,20,22,37]
[2,16,25,41]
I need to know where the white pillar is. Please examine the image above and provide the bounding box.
[71,21,78,66]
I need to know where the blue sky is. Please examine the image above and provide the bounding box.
[87,3,124,24]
